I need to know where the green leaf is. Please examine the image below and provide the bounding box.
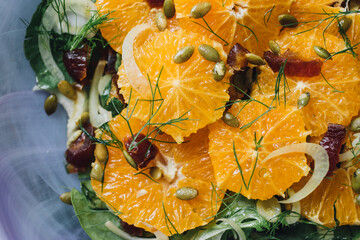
[100,80,124,117]
[80,180,107,210]
[71,188,124,240]
[24,0,73,90]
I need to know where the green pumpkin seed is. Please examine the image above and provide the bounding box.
[198,44,220,62]
[222,112,240,128]
[174,45,195,63]
[356,194,360,205]
[297,92,310,109]
[245,53,266,66]
[155,11,167,31]
[175,187,198,200]
[163,0,175,19]
[269,40,281,55]
[278,14,298,28]
[150,167,163,180]
[338,17,352,33]
[123,150,138,170]
[95,144,108,163]
[44,94,58,115]
[58,80,77,100]
[313,45,331,59]
[213,61,226,82]
[350,117,360,132]
[190,2,212,18]
[59,192,72,205]
[90,162,103,181]
[352,168,360,193]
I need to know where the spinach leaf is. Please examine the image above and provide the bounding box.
[71,188,124,240]
[100,80,124,117]
[80,180,107,210]
[24,0,73,90]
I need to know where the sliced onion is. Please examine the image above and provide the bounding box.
[39,0,96,83]
[256,197,281,223]
[339,134,360,162]
[216,219,246,240]
[122,24,153,98]
[104,221,157,240]
[89,60,112,128]
[284,188,301,225]
[139,221,169,240]
[263,143,329,204]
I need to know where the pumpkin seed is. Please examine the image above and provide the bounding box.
[44,94,58,115]
[155,11,167,31]
[352,168,360,193]
[150,167,163,180]
[350,117,360,132]
[297,92,310,109]
[163,0,175,19]
[123,150,138,170]
[222,112,240,128]
[174,45,195,63]
[338,17,352,33]
[190,2,212,18]
[269,40,280,55]
[278,14,298,28]
[95,144,108,163]
[90,162,103,181]
[58,80,77,100]
[198,44,220,62]
[356,194,360,205]
[313,45,331,59]
[67,130,82,146]
[175,187,198,200]
[213,61,226,82]
[245,53,266,66]
[59,192,72,205]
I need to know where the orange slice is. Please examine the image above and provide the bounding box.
[91,116,223,235]
[208,97,310,200]
[117,29,230,143]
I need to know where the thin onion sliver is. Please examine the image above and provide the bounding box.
[284,188,301,225]
[122,24,153,98]
[105,221,157,240]
[339,134,360,162]
[263,143,329,204]
[216,219,246,240]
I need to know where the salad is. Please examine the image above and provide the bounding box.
[22,0,360,239]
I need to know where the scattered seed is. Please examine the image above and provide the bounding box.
[95,144,108,163]
[57,80,77,100]
[313,45,331,59]
[123,150,138,170]
[198,44,220,62]
[213,61,226,82]
[338,17,352,33]
[59,192,72,205]
[269,40,280,55]
[150,167,163,180]
[350,117,360,132]
[155,11,167,31]
[163,0,175,19]
[190,2,212,18]
[278,14,298,28]
[356,194,360,205]
[352,168,360,193]
[44,94,58,115]
[297,92,310,109]
[175,187,198,200]
[174,46,195,63]
[222,112,240,128]
[90,162,103,181]
[245,53,266,66]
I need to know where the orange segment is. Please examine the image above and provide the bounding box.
[208,97,310,200]
[232,0,292,55]
[298,166,360,226]
[91,116,223,236]
[117,29,230,143]
[252,30,360,136]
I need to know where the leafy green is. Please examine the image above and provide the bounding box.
[99,80,124,117]
[24,0,73,90]
[71,188,124,240]
[80,180,108,210]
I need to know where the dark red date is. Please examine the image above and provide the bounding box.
[227,43,250,71]
[63,47,90,83]
[125,133,158,169]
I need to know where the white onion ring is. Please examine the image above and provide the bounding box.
[263,143,329,204]
[122,24,153,98]
[284,188,301,225]
[216,219,246,240]
[339,134,360,162]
